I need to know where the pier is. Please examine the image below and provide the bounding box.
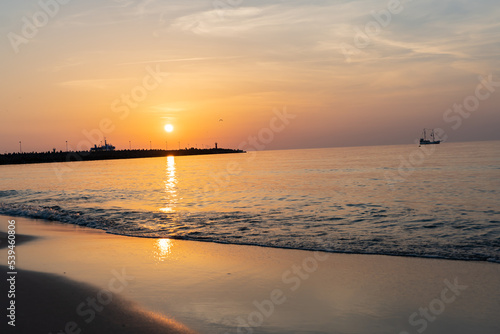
[0,148,245,165]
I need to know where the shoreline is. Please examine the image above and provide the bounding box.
[108,232,500,264]
[105,236,500,264]
[1,215,499,333]
[2,209,498,264]
[0,147,245,165]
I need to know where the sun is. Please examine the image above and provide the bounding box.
[164,124,174,132]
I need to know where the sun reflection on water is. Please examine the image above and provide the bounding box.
[159,156,177,213]
[153,238,173,262]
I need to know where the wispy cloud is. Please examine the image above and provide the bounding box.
[58,78,134,90]
[168,5,320,36]
[150,105,184,113]
[117,56,242,65]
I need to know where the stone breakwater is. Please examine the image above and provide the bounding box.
[0,148,245,165]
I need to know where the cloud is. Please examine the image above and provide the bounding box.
[315,0,500,68]
[150,105,184,113]
[116,57,242,65]
[59,78,134,90]
[167,4,327,36]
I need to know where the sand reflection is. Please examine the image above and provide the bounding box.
[154,238,173,262]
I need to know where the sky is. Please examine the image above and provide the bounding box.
[0,0,499,153]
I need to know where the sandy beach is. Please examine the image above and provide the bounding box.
[1,215,499,334]
[0,231,195,334]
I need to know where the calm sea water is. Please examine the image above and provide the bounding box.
[1,141,499,261]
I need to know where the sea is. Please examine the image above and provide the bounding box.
[1,141,499,262]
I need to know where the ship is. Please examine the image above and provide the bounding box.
[90,138,116,152]
[419,129,441,146]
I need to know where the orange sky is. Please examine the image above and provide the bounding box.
[1,0,499,153]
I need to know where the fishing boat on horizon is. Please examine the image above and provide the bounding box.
[419,128,441,146]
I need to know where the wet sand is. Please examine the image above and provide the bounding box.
[0,232,195,334]
[1,216,499,334]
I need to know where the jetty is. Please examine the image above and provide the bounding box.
[0,147,245,165]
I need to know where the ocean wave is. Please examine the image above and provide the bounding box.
[1,202,498,263]
[0,190,18,197]
[0,203,117,229]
